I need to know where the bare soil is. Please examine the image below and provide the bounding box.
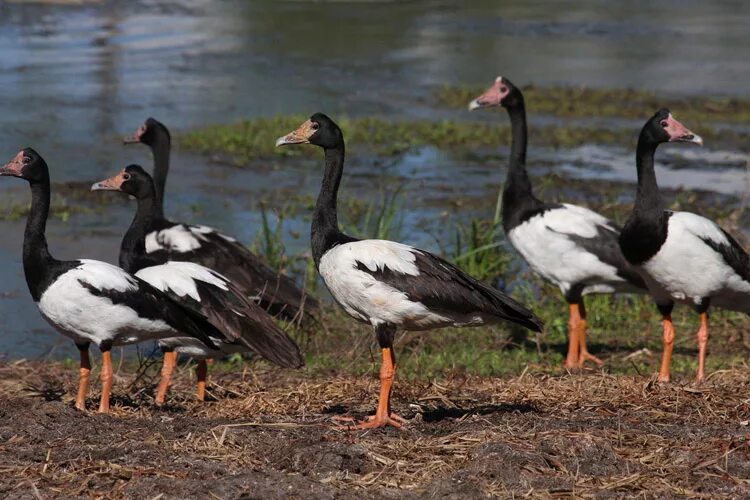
[1,361,750,498]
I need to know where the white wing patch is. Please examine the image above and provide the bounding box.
[135,261,229,302]
[144,224,234,253]
[507,205,626,295]
[75,259,139,292]
[343,239,421,276]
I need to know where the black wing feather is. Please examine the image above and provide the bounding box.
[700,228,750,282]
[356,250,543,332]
[154,272,304,369]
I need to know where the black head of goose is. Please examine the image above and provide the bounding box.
[123,117,318,323]
[0,149,224,413]
[276,113,542,430]
[620,110,741,383]
[469,76,647,370]
[92,165,304,404]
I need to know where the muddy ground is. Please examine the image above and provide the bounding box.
[1,361,749,498]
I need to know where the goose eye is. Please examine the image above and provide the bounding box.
[311,123,319,130]
[500,86,507,93]
[660,120,668,127]
[122,173,131,180]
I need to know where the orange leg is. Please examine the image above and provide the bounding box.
[335,347,405,430]
[564,303,581,369]
[696,312,709,383]
[196,359,208,402]
[98,350,113,413]
[155,351,177,406]
[657,315,675,382]
[75,345,91,411]
[576,303,603,368]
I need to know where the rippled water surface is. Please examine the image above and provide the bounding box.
[0,0,749,357]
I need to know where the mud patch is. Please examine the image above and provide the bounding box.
[1,361,750,497]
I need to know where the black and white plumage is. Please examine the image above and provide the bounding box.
[619,108,743,382]
[469,76,646,369]
[0,148,224,413]
[320,239,541,331]
[92,166,304,403]
[276,113,541,429]
[124,118,318,323]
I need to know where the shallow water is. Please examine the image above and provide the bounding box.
[1,0,749,358]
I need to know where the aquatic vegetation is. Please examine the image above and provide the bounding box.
[179,113,750,166]
[437,84,750,124]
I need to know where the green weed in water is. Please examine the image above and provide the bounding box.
[436,84,750,124]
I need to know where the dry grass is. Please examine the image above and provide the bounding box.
[1,359,750,498]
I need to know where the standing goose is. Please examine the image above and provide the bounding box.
[469,76,647,368]
[0,148,223,413]
[619,109,742,383]
[276,113,542,429]
[92,165,304,404]
[123,117,318,322]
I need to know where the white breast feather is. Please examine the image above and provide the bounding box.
[135,261,229,302]
[507,205,625,294]
[640,212,750,309]
[38,261,174,346]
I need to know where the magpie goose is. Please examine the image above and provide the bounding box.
[92,165,304,403]
[276,113,542,429]
[619,109,743,383]
[123,118,318,323]
[0,149,223,412]
[469,76,647,369]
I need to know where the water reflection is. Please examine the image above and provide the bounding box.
[0,0,749,357]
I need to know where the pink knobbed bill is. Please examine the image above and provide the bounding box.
[123,123,147,144]
[0,150,27,176]
[468,76,510,111]
[664,114,703,145]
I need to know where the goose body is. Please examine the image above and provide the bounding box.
[276,113,541,429]
[507,203,644,298]
[469,76,645,368]
[93,166,304,402]
[39,259,182,347]
[618,108,729,382]
[319,238,541,330]
[125,118,317,321]
[627,212,750,311]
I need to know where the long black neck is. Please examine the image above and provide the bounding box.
[150,132,170,215]
[633,134,664,220]
[619,132,669,265]
[22,173,59,301]
[119,186,164,273]
[311,145,348,266]
[501,98,544,232]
